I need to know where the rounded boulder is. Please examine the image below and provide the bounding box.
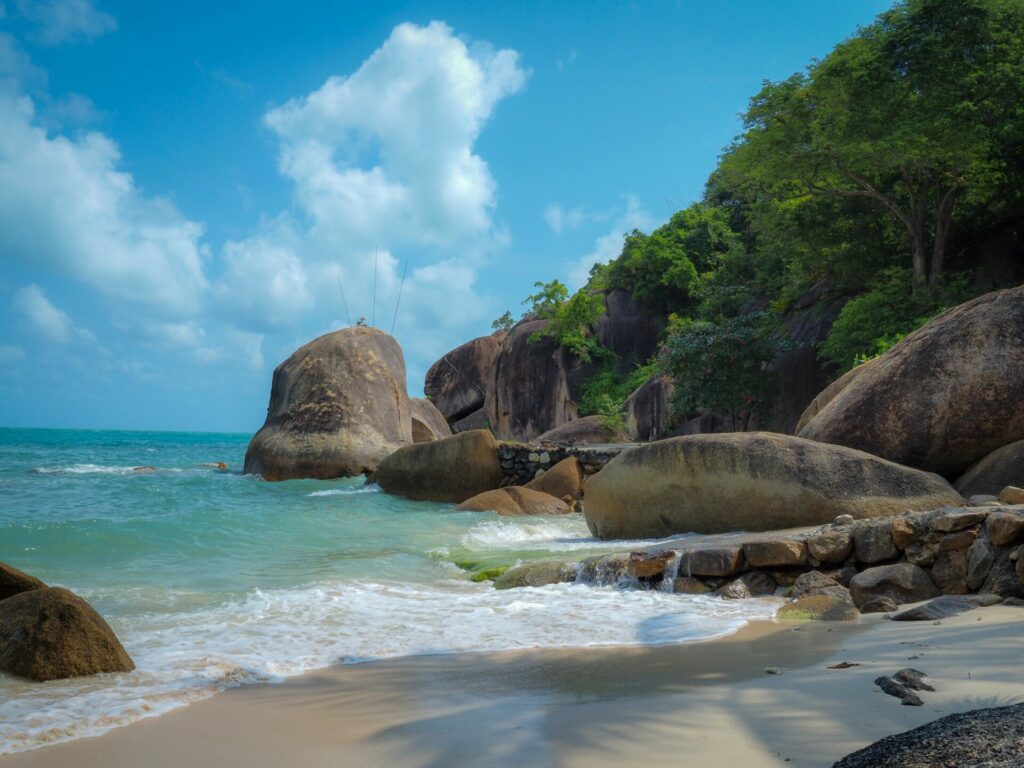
[244,326,412,481]
[583,432,963,539]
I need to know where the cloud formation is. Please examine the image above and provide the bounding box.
[567,196,655,289]
[13,283,94,343]
[15,0,116,46]
[544,202,585,235]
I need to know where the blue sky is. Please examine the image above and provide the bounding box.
[0,0,891,433]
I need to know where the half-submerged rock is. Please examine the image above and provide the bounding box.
[457,486,573,516]
[0,587,135,682]
[799,286,1024,477]
[584,432,962,539]
[371,429,505,503]
[244,326,412,480]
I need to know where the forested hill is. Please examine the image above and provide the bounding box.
[493,0,1023,435]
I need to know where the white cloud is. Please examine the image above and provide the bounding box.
[15,0,116,46]
[0,87,209,316]
[143,321,264,370]
[264,21,527,252]
[0,345,26,363]
[544,202,585,235]
[12,283,95,343]
[566,196,656,290]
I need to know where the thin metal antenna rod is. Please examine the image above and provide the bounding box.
[336,276,352,326]
[371,247,379,328]
[391,259,409,335]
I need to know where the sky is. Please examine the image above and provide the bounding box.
[0,0,892,433]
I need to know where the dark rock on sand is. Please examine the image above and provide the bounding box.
[858,596,899,614]
[778,594,859,621]
[891,594,1002,621]
[244,326,412,480]
[0,562,47,601]
[584,432,962,539]
[849,564,939,608]
[0,587,135,682]
[874,675,924,706]
[800,286,1024,477]
[833,703,1024,767]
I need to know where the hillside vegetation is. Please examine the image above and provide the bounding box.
[509,0,1024,431]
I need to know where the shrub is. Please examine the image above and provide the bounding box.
[523,279,607,362]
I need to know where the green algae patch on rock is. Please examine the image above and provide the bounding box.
[777,594,859,621]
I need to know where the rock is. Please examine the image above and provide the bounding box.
[893,668,935,692]
[956,439,1024,497]
[678,546,745,578]
[577,554,630,585]
[424,334,503,425]
[410,398,452,443]
[853,519,899,564]
[672,576,711,594]
[622,375,675,442]
[981,549,1024,598]
[849,564,939,608]
[889,516,920,549]
[0,587,135,682]
[806,529,853,564]
[595,289,664,371]
[833,514,855,526]
[986,511,1024,546]
[584,432,962,539]
[742,538,807,568]
[904,533,941,567]
[799,286,1024,477]
[523,457,584,500]
[859,596,898,614]
[627,551,677,580]
[244,327,412,480]
[791,571,843,599]
[372,430,505,503]
[930,508,988,532]
[833,703,1024,768]
[966,538,996,590]
[891,594,1002,621]
[456,486,572,516]
[777,594,859,621]
[487,320,584,441]
[999,486,1024,505]
[0,562,47,601]
[493,561,577,590]
[968,494,1002,506]
[794,358,879,435]
[715,571,777,599]
[939,528,978,551]
[450,407,490,434]
[874,676,924,706]
[536,416,631,446]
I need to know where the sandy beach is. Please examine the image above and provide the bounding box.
[4,604,1023,768]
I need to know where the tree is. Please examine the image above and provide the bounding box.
[522,279,607,362]
[717,0,1024,287]
[663,312,789,429]
[491,311,514,331]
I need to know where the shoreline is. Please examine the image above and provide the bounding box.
[6,605,1024,767]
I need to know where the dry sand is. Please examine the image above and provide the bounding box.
[4,605,1024,768]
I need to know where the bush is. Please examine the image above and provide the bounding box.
[664,312,788,429]
[523,279,607,362]
[577,360,660,432]
[819,268,974,372]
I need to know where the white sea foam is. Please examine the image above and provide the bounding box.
[0,580,778,754]
[306,484,381,497]
[459,517,688,552]
[31,464,183,476]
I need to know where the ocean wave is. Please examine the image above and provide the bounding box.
[307,484,381,497]
[458,517,688,552]
[0,580,777,754]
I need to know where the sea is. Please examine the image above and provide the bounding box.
[0,428,777,754]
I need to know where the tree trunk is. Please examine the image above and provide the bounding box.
[928,187,959,287]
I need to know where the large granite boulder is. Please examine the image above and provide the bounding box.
[583,432,962,539]
[370,429,504,503]
[410,398,452,443]
[1,562,47,601]
[623,375,675,442]
[0,587,135,681]
[486,320,582,441]
[955,439,1024,497]
[244,326,412,480]
[595,289,664,372]
[799,286,1024,477]
[794,358,878,434]
[524,457,584,500]
[537,415,631,445]
[423,334,503,425]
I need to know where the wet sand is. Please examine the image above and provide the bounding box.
[5,606,1024,768]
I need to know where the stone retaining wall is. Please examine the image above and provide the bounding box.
[496,441,636,485]
[498,500,1024,615]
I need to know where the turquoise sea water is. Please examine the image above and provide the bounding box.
[0,428,776,754]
